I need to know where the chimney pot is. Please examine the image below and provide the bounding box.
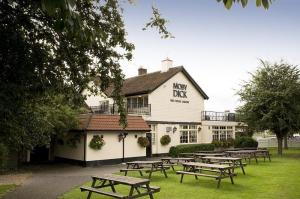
[138,67,147,76]
[161,58,173,72]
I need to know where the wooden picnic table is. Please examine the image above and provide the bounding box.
[194,153,226,158]
[161,157,195,171]
[121,161,168,179]
[225,149,271,163]
[201,156,246,175]
[80,174,160,199]
[176,162,235,188]
[255,149,272,162]
[178,153,196,157]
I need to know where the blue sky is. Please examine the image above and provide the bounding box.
[119,0,300,112]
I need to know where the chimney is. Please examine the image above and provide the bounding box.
[161,58,173,72]
[138,67,147,76]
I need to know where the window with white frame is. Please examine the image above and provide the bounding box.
[212,126,234,141]
[150,124,157,145]
[180,125,198,143]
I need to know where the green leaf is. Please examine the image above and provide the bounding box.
[256,0,262,7]
[225,0,233,9]
[262,0,269,9]
[241,0,248,8]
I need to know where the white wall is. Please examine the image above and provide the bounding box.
[258,137,300,148]
[151,123,202,154]
[54,135,85,161]
[201,121,238,143]
[147,72,205,123]
[86,131,146,161]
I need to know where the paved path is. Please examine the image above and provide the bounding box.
[3,163,124,199]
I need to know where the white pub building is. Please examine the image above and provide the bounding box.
[84,58,243,158]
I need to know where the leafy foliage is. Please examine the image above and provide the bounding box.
[234,137,258,148]
[217,0,273,9]
[237,60,300,154]
[0,143,8,170]
[169,144,214,157]
[211,138,235,148]
[89,135,105,150]
[160,135,171,146]
[137,137,149,148]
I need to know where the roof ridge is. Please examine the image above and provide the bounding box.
[124,66,183,80]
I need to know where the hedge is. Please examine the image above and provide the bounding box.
[0,143,8,170]
[169,143,214,157]
[234,137,258,148]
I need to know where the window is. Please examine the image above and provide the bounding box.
[180,131,188,143]
[150,125,157,145]
[212,126,234,141]
[180,125,198,143]
[127,95,148,108]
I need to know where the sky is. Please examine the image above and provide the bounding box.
[119,0,300,112]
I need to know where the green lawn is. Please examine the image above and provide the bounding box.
[0,184,16,198]
[60,148,300,199]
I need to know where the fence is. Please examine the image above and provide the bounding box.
[257,137,300,148]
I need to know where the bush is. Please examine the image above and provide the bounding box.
[137,137,149,148]
[160,135,171,146]
[169,144,214,157]
[89,135,105,150]
[234,137,258,148]
[212,138,235,148]
[0,143,8,170]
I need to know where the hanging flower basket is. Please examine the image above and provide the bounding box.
[137,137,149,148]
[89,135,105,150]
[160,135,171,146]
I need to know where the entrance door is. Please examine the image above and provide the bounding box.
[30,146,49,163]
[146,133,152,157]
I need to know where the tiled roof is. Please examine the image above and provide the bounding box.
[77,114,150,132]
[104,66,209,99]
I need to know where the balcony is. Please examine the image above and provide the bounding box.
[90,103,151,116]
[201,111,241,122]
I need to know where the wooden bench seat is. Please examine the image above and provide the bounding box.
[176,171,219,178]
[80,186,127,199]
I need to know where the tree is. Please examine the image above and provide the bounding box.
[0,0,273,161]
[237,60,300,155]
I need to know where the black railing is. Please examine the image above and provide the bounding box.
[201,111,242,122]
[90,103,151,116]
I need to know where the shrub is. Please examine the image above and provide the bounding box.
[234,137,258,148]
[89,135,105,150]
[212,139,235,148]
[169,144,214,157]
[160,135,171,146]
[0,143,8,170]
[137,137,149,148]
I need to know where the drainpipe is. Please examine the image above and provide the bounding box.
[119,132,128,162]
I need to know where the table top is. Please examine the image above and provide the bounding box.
[182,162,233,169]
[202,156,242,161]
[179,153,195,156]
[93,174,149,186]
[194,153,225,157]
[126,160,163,165]
[161,157,194,161]
[225,150,257,153]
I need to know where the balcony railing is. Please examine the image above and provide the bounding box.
[201,111,241,122]
[90,103,151,116]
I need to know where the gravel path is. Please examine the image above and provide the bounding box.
[2,163,124,199]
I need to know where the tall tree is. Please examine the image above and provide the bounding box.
[237,60,300,155]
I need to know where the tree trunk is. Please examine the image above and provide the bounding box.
[277,136,283,156]
[284,135,288,149]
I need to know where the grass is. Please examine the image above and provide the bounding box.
[0,184,16,198]
[60,148,300,199]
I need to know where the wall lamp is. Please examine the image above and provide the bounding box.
[173,126,177,133]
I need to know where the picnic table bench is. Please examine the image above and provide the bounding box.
[201,156,246,175]
[80,174,160,199]
[161,157,195,171]
[225,150,259,164]
[120,161,168,179]
[176,162,235,188]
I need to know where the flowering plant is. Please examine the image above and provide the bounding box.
[89,135,105,150]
